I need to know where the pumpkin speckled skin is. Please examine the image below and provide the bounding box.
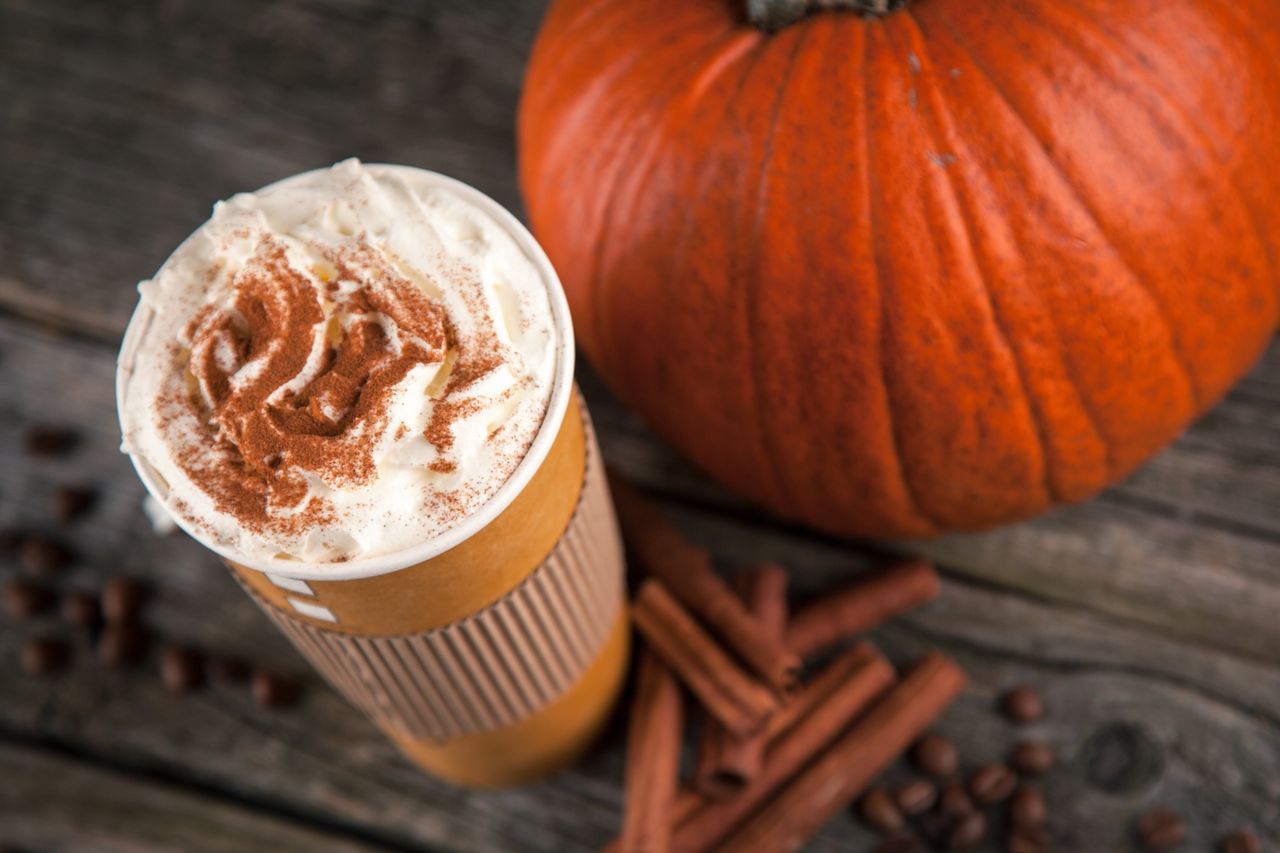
[518,0,1280,537]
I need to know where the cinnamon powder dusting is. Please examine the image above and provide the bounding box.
[162,235,507,544]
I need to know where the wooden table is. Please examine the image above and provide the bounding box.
[2,2,1277,850]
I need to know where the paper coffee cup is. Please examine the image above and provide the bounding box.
[117,166,629,786]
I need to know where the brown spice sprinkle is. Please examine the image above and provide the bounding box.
[163,236,510,541]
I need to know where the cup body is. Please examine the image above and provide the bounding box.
[230,392,627,786]
[117,165,629,786]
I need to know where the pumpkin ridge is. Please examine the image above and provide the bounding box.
[586,24,749,392]
[745,27,812,516]
[931,4,1203,414]
[1041,0,1279,318]
[864,24,943,535]
[896,9,1059,507]
[1011,0,1279,404]
[912,2,1119,490]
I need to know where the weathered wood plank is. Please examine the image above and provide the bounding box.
[0,740,392,853]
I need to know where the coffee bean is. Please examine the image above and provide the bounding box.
[19,535,72,577]
[938,781,975,817]
[206,656,250,684]
[1009,787,1047,828]
[874,837,922,853]
[893,780,937,816]
[24,424,78,457]
[859,788,904,834]
[51,486,96,522]
[1007,826,1050,853]
[1221,830,1261,853]
[252,671,301,709]
[98,623,148,668]
[1010,740,1055,776]
[1001,687,1045,724]
[1137,808,1186,850]
[947,811,987,849]
[22,636,70,675]
[968,764,1018,805]
[917,812,952,846]
[102,577,146,625]
[3,579,56,618]
[161,646,205,693]
[0,529,24,554]
[61,591,101,630]
[912,734,959,778]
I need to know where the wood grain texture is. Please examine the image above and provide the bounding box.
[1,0,1278,850]
[0,740,390,853]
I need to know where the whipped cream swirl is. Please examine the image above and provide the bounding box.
[119,160,559,564]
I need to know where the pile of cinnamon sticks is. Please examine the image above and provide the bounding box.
[607,476,965,853]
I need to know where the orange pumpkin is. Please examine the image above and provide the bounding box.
[519,0,1280,537]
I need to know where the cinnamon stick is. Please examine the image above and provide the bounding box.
[609,473,801,691]
[762,642,881,742]
[693,565,788,799]
[786,557,941,659]
[632,579,779,737]
[717,653,968,852]
[600,644,891,853]
[619,648,684,853]
[669,644,896,853]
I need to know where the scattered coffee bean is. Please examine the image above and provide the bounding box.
[19,535,72,577]
[252,671,301,709]
[97,623,148,668]
[206,656,250,684]
[893,779,938,816]
[1007,826,1050,853]
[160,646,205,693]
[1221,830,1261,853]
[1001,686,1045,724]
[3,579,56,618]
[1010,740,1055,776]
[874,837,922,853]
[21,636,70,675]
[947,811,987,850]
[1137,808,1186,850]
[968,763,1018,805]
[859,788,905,834]
[51,485,96,522]
[61,591,101,630]
[1009,787,1047,828]
[102,577,146,625]
[938,780,975,817]
[24,424,78,457]
[0,529,24,554]
[912,733,959,778]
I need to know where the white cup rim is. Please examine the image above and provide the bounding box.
[116,163,576,581]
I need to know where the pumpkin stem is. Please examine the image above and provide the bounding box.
[747,0,907,30]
